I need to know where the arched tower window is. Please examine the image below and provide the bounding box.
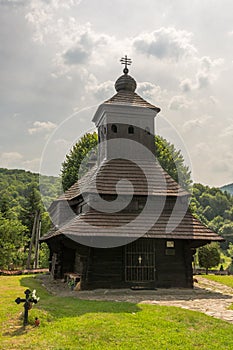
[128,125,134,134]
[111,124,117,133]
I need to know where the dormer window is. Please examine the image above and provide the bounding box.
[128,125,134,134]
[111,124,117,133]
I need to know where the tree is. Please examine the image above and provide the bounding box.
[61,132,192,191]
[61,132,98,191]
[0,213,29,269]
[155,136,192,191]
[198,243,221,274]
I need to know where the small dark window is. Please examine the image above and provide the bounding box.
[165,249,175,256]
[111,124,117,133]
[128,125,134,134]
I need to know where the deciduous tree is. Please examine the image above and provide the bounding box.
[198,243,221,274]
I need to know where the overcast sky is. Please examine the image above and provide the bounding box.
[0,0,233,187]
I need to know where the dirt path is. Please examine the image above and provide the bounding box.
[38,275,233,323]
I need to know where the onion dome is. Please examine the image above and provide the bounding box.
[115,73,137,92]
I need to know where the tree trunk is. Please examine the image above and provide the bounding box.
[34,214,41,269]
[26,212,38,269]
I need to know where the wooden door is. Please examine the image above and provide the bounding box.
[125,239,156,283]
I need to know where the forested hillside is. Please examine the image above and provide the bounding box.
[0,168,62,270]
[190,183,233,250]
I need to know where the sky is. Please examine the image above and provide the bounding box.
[0,0,233,187]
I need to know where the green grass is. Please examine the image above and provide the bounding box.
[202,275,233,289]
[1,275,233,349]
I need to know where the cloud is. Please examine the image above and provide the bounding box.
[63,46,89,65]
[133,27,197,61]
[180,56,224,92]
[28,121,57,135]
[62,29,113,66]
[62,30,97,66]
[168,95,192,110]
[0,151,41,172]
[183,115,213,132]
[0,152,23,168]
[25,0,83,44]
[0,0,26,6]
[220,124,233,137]
[23,158,40,172]
[85,75,115,101]
[179,79,192,93]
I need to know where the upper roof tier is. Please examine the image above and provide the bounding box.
[54,158,189,204]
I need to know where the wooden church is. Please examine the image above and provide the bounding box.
[41,57,223,289]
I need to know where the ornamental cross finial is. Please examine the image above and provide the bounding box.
[120,55,132,74]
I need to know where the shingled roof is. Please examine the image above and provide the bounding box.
[56,158,189,203]
[41,209,223,243]
[104,90,160,112]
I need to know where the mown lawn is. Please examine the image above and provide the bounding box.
[1,275,233,350]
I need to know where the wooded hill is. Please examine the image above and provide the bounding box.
[0,168,61,270]
[0,167,232,270]
[191,183,233,250]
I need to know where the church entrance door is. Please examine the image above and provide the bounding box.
[125,239,156,285]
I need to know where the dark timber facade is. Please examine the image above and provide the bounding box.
[41,62,223,289]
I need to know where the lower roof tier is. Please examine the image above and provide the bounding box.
[41,209,223,246]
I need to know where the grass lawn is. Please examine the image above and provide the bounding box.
[0,275,233,350]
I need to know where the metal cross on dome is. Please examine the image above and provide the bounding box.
[120,55,132,74]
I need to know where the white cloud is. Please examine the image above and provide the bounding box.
[23,158,40,172]
[133,27,197,61]
[220,124,233,137]
[25,0,83,44]
[137,82,165,103]
[0,0,26,6]
[179,78,192,93]
[85,75,115,101]
[180,56,224,92]
[28,121,57,135]
[168,95,192,110]
[183,115,213,132]
[0,151,41,172]
[0,152,23,168]
[62,29,111,66]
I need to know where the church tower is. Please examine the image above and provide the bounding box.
[92,56,161,163]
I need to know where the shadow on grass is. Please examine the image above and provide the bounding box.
[4,325,31,337]
[19,275,141,318]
